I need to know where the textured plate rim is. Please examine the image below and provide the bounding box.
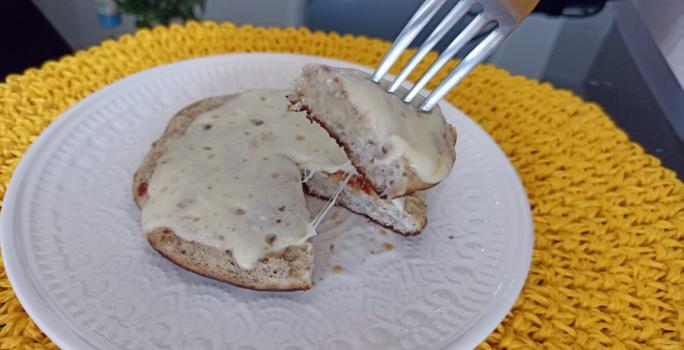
[1,53,533,350]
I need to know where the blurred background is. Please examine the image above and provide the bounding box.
[1,0,682,176]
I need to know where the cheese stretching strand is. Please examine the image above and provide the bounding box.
[307,171,353,236]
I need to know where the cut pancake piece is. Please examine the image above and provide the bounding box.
[292,64,457,199]
[133,90,352,291]
[304,172,427,236]
[147,228,314,291]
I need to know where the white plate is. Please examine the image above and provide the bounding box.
[1,53,533,350]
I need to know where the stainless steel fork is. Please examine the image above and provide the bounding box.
[372,0,539,111]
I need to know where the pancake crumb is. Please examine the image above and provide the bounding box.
[332,265,344,273]
[383,243,395,251]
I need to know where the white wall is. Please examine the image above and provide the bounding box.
[32,0,305,50]
[633,0,684,88]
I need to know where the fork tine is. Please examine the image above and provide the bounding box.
[420,28,506,111]
[371,0,448,83]
[403,13,489,103]
[387,0,473,93]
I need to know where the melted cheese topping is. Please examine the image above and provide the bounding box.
[391,198,405,211]
[142,90,351,269]
[334,68,451,183]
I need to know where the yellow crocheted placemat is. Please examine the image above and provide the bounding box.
[0,22,682,349]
